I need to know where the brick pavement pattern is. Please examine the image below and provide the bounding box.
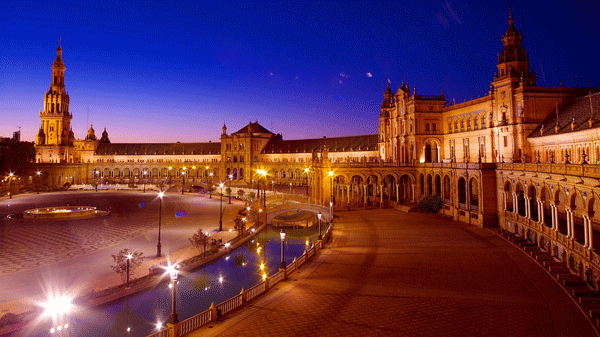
[186,209,597,337]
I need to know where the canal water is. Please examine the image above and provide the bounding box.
[27,226,320,337]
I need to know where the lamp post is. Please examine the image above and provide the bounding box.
[330,201,333,224]
[280,229,286,269]
[143,171,147,193]
[168,167,172,184]
[328,170,334,206]
[304,168,310,196]
[168,265,179,324]
[181,168,186,195]
[8,173,13,198]
[209,173,214,198]
[36,171,41,194]
[93,170,98,192]
[126,253,132,288]
[219,183,224,231]
[205,166,209,185]
[289,182,292,195]
[318,211,322,240]
[271,180,274,193]
[157,191,164,257]
[228,174,233,204]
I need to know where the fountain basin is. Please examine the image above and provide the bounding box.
[23,206,102,220]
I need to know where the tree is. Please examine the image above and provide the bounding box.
[206,185,215,199]
[237,189,245,199]
[234,216,245,237]
[189,229,210,257]
[248,192,256,201]
[111,249,144,283]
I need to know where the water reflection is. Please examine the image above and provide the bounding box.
[28,226,319,337]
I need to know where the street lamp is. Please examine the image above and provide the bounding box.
[143,171,147,193]
[328,170,334,207]
[330,201,333,224]
[157,191,164,257]
[280,229,286,269]
[36,171,41,194]
[181,168,186,195]
[228,174,233,204]
[168,167,172,184]
[205,166,209,185]
[168,265,179,324]
[93,170,98,192]
[219,183,224,231]
[289,182,292,195]
[126,253,132,287]
[43,295,72,334]
[304,168,310,196]
[318,211,322,240]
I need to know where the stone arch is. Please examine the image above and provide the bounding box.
[426,174,433,195]
[504,180,513,212]
[515,182,526,216]
[457,176,467,205]
[383,174,397,202]
[469,177,479,209]
[398,174,413,203]
[419,173,425,196]
[528,184,538,222]
[555,188,568,236]
[443,175,451,201]
[540,185,552,227]
[570,190,586,245]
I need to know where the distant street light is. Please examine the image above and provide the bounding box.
[280,229,286,269]
[168,265,179,324]
[219,183,224,231]
[304,168,310,196]
[228,174,233,204]
[36,171,41,194]
[318,211,322,240]
[181,168,186,195]
[143,171,147,192]
[157,191,164,257]
[126,253,132,287]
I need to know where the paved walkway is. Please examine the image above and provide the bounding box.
[186,208,597,337]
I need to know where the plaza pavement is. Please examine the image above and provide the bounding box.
[0,191,243,318]
[186,208,598,337]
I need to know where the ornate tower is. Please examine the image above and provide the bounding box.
[35,39,74,163]
[492,9,536,162]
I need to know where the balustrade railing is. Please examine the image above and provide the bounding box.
[177,310,211,335]
[146,224,333,337]
[247,282,266,301]
[217,294,243,316]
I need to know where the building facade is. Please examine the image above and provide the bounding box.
[30,12,600,284]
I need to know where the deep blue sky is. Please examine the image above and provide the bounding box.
[1,1,599,143]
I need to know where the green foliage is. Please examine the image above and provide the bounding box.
[237,189,245,197]
[111,249,144,282]
[189,229,210,257]
[419,194,443,213]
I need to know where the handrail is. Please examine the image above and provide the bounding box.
[216,294,243,316]
[177,309,211,335]
[247,281,266,301]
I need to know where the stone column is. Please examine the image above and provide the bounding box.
[380,184,384,208]
[588,214,594,250]
[538,200,544,224]
[566,209,573,239]
[411,183,416,202]
[524,197,530,218]
[437,145,441,163]
[396,184,400,203]
[512,193,518,214]
[503,191,507,210]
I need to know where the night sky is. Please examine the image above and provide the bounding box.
[1,1,599,143]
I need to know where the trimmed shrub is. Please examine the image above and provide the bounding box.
[419,194,442,213]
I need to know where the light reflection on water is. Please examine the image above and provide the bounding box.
[29,226,319,337]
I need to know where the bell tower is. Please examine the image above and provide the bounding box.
[38,37,72,146]
[36,38,74,163]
